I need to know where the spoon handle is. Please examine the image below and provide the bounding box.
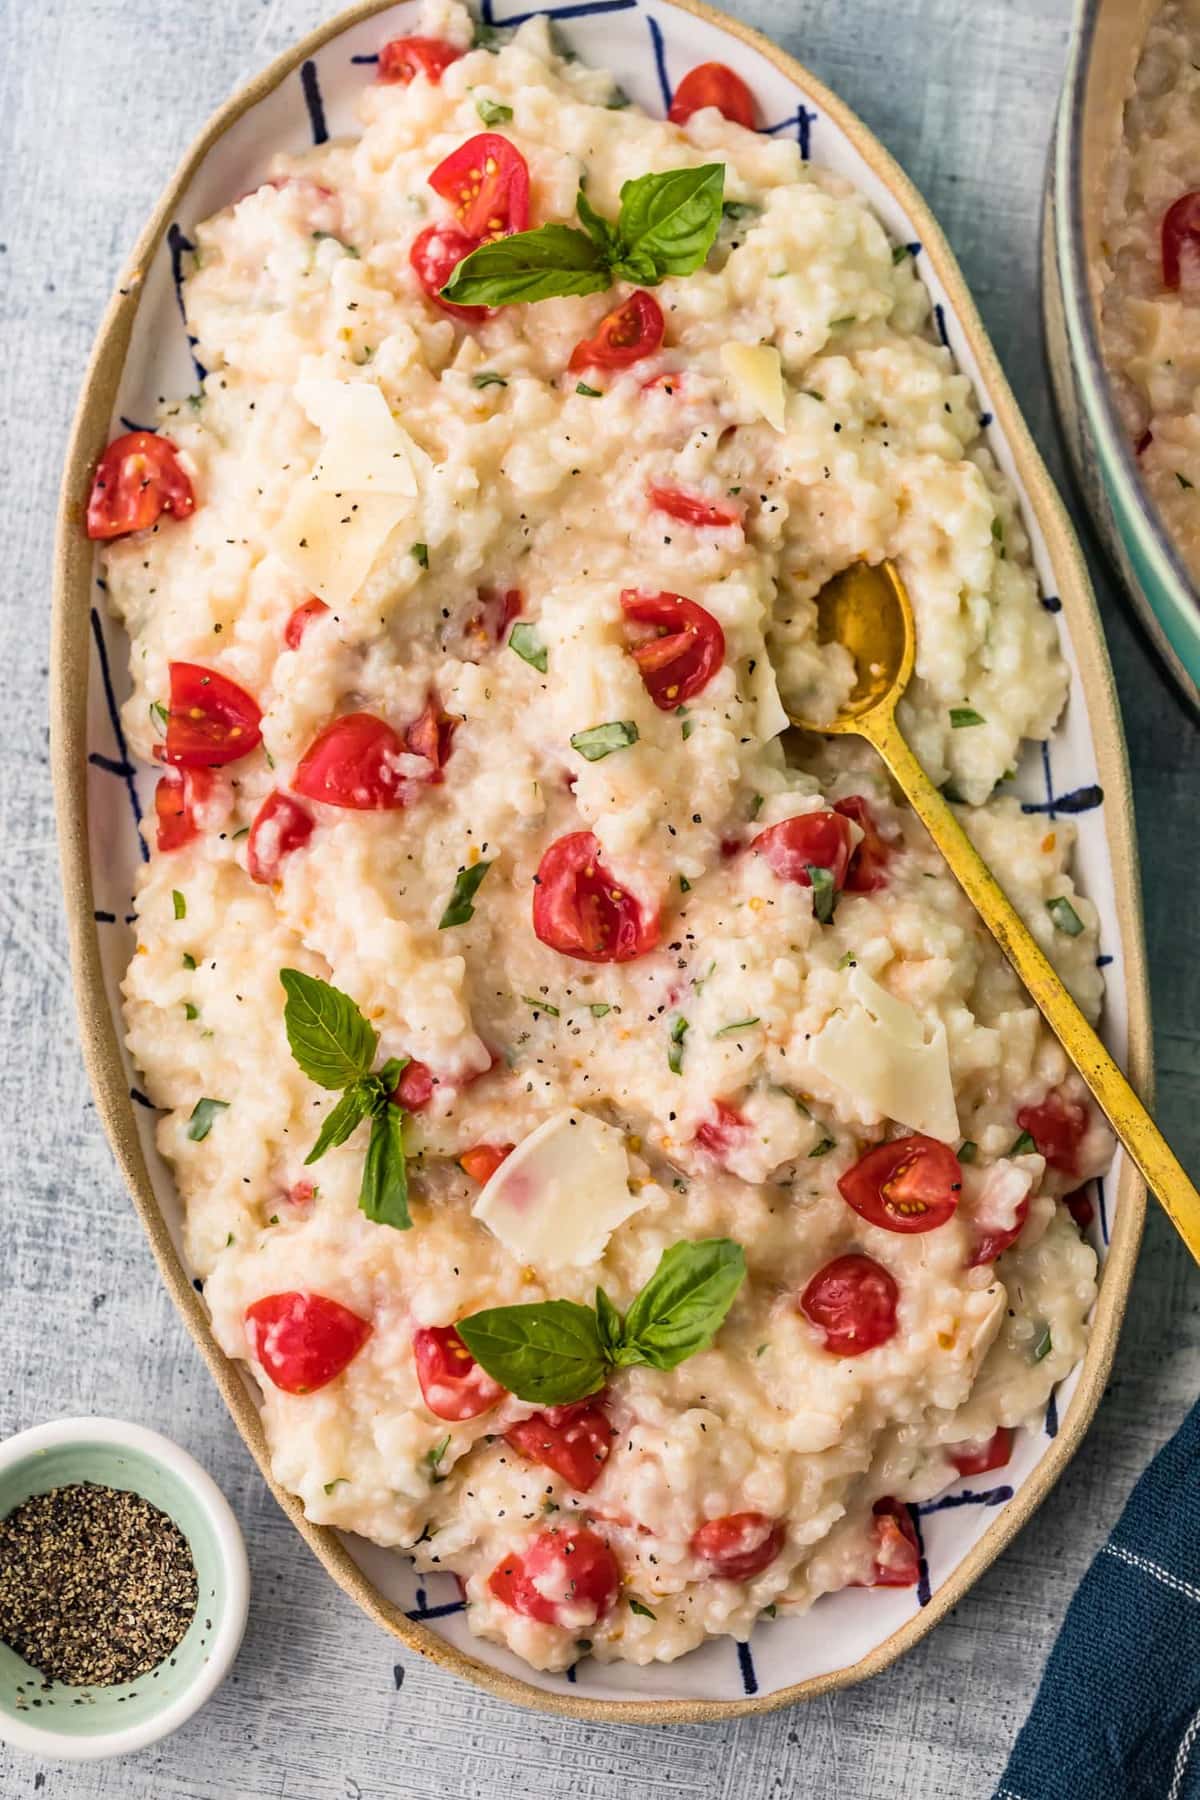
[868,712,1200,1261]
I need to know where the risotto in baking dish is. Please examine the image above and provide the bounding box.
[89,1,1112,1672]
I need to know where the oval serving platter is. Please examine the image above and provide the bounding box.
[53,0,1149,1721]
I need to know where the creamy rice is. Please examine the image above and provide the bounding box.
[1101,0,1200,586]
[97,3,1110,1672]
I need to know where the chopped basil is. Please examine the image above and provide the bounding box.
[748,794,764,820]
[522,994,560,1017]
[806,864,836,925]
[722,201,759,222]
[323,1478,348,1495]
[678,872,692,892]
[762,1602,778,1619]
[575,380,602,397]
[957,1140,978,1163]
[472,371,508,389]
[950,707,986,729]
[588,1002,611,1018]
[1009,1129,1036,1156]
[231,825,249,841]
[830,314,856,327]
[182,952,196,970]
[411,542,429,568]
[628,1597,657,1619]
[606,84,631,109]
[475,97,513,126]
[836,950,856,970]
[439,860,493,929]
[425,1435,452,1482]
[756,1343,769,1358]
[891,243,912,264]
[668,1015,689,1074]
[808,1137,835,1158]
[714,1017,759,1037]
[187,1097,228,1142]
[150,700,168,729]
[1178,472,1194,490]
[681,717,695,741]
[172,890,186,920]
[1046,895,1084,938]
[570,720,638,761]
[508,621,548,672]
[1032,1325,1052,1362]
[183,1002,198,1021]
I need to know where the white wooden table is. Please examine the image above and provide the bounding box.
[3,0,1198,1793]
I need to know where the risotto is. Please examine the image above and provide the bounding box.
[90,2,1110,1672]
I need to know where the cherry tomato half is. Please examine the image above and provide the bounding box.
[1162,190,1200,290]
[284,596,329,650]
[153,766,214,853]
[647,485,742,529]
[394,1060,436,1111]
[833,795,890,893]
[620,588,725,709]
[838,1135,962,1235]
[1066,1188,1095,1231]
[967,1194,1029,1269]
[405,695,457,782]
[245,1291,371,1395]
[413,1324,506,1422]
[947,1426,1013,1478]
[868,1499,920,1587]
[86,431,195,541]
[247,791,314,884]
[690,1512,784,1581]
[532,831,660,963]
[429,133,530,241]
[458,1143,514,1184]
[409,222,488,323]
[163,662,262,768]
[1016,1089,1088,1175]
[377,36,463,85]
[668,62,756,129]
[800,1253,899,1356]
[505,1399,614,1492]
[488,1527,620,1628]
[293,712,407,810]
[568,291,665,374]
[752,811,855,891]
[693,1099,749,1163]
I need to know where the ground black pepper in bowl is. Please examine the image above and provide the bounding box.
[0,1483,198,1686]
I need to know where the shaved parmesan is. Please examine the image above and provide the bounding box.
[272,485,411,609]
[807,965,959,1143]
[720,342,787,432]
[296,377,422,496]
[746,647,791,743]
[472,1108,646,1269]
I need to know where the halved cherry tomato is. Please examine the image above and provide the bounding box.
[667,62,756,129]
[409,222,487,323]
[690,1513,784,1581]
[838,1135,962,1234]
[947,1426,1013,1478]
[834,795,890,893]
[377,36,463,85]
[532,832,660,963]
[752,811,855,891]
[247,791,314,884]
[800,1253,899,1356]
[394,1060,435,1112]
[153,766,214,853]
[1162,191,1200,289]
[867,1499,920,1587]
[967,1194,1029,1269]
[245,1291,370,1395]
[694,1100,749,1163]
[568,291,665,374]
[405,695,457,782]
[648,485,741,529]
[1016,1090,1088,1175]
[413,1324,506,1421]
[505,1399,614,1491]
[293,712,407,810]
[620,589,725,709]
[284,597,329,650]
[1066,1187,1095,1231]
[429,133,530,241]
[163,663,262,768]
[86,431,195,541]
[488,1527,620,1628]
[459,1143,514,1184]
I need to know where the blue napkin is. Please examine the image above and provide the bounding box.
[994,1401,1200,1799]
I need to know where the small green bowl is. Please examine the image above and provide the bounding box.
[0,1418,249,1760]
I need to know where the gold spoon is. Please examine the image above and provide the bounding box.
[790,559,1200,1260]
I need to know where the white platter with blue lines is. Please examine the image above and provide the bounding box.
[55,0,1149,1718]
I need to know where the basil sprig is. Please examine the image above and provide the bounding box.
[442,163,725,308]
[457,1237,746,1404]
[279,968,411,1230]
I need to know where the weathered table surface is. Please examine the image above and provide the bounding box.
[3,0,1198,1793]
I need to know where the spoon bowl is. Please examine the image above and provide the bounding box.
[802,559,916,731]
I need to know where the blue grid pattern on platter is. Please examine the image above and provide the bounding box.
[82,0,1116,1704]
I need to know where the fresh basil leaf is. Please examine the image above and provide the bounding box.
[628,1597,657,1619]
[425,1434,451,1482]
[182,952,197,970]
[442,223,611,306]
[589,1002,611,1018]
[609,246,659,286]
[280,968,378,1089]
[457,1299,607,1404]
[360,1101,410,1230]
[808,1136,835,1158]
[595,1287,624,1360]
[508,621,548,672]
[618,1238,746,1370]
[714,1017,759,1038]
[806,864,836,925]
[1009,1129,1036,1156]
[570,720,638,761]
[305,1080,373,1166]
[183,1002,198,1021]
[950,707,986,729]
[1046,895,1084,938]
[472,370,508,388]
[411,541,429,568]
[576,188,620,258]
[476,97,513,126]
[576,381,602,398]
[150,699,169,730]
[668,1015,688,1074]
[1032,1324,1052,1362]
[438,860,493,929]
[187,1097,228,1143]
[172,889,186,920]
[615,163,725,278]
